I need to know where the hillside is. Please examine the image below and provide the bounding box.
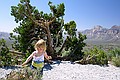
[81,25,120,46]
[1,25,120,47]
[0,32,10,39]
[0,32,13,48]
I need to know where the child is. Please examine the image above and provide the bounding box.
[22,39,52,70]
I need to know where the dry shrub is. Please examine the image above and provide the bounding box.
[6,67,43,80]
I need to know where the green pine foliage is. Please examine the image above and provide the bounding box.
[0,39,12,67]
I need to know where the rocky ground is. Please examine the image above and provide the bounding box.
[0,66,20,80]
[0,61,120,80]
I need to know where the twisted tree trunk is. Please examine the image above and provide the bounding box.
[46,23,54,55]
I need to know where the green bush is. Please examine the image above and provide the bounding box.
[0,39,13,67]
[107,48,120,60]
[108,48,120,67]
[84,46,108,65]
[112,56,120,67]
[62,50,70,57]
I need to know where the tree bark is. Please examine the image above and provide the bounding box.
[24,2,55,55]
[57,38,67,55]
[46,23,54,55]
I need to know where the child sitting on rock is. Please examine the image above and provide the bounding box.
[22,39,52,73]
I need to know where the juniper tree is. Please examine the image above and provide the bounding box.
[10,0,86,61]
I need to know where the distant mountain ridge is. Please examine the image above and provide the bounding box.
[81,25,120,42]
[0,32,10,39]
[1,25,120,42]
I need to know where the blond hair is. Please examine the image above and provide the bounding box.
[34,39,46,51]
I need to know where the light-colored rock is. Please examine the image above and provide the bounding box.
[0,61,120,80]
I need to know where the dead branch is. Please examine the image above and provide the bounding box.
[9,50,25,55]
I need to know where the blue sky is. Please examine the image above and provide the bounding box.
[0,0,120,32]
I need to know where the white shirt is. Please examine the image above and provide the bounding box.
[32,51,44,62]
